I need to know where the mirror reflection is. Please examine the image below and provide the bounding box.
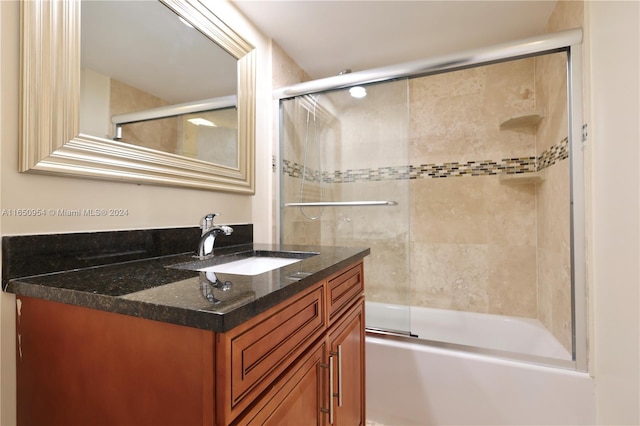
[79,0,238,168]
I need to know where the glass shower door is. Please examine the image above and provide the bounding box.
[280,79,411,335]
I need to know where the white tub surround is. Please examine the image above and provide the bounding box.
[366,335,594,425]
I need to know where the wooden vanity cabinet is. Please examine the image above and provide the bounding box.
[233,298,365,426]
[230,262,365,426]
[14,260,365,426]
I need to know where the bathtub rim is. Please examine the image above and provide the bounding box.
[365,328,577,371]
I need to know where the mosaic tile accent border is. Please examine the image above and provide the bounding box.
[283,137,569,183]
[538,137,569,169]
[328,166,412,183]
[408,157,536,180]
[281,160,321,181]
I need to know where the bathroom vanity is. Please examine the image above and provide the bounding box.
[3,227,368,425]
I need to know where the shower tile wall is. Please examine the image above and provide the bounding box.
[324,81,411,305]
[410,59,540,319]
[273,42,314,243]
[281,55,571,351]
[532,0,582,353]
[411,55,570,352]
[282,81,412,306]
[281,98,324,246]
[535,53,572,352]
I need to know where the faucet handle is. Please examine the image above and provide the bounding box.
[200,212,220,231]
[219,225,234,236]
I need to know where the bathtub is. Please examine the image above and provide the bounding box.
[365,302,595,425]
[366,302,572,360]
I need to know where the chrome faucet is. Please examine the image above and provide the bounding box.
[197,213,233,259]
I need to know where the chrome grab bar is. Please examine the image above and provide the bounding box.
[284,201,397,207]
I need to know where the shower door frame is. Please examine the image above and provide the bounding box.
[275,28,587,372]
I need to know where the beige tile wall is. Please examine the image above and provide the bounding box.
[410,175,538,317]
[533,0,583,352]
[408,59,540,318]
[280,98,326,246]
[281,53,572,352]
[410,61,537,166]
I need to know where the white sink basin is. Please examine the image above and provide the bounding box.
[197,256,302,276]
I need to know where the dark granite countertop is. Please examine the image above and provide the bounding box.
[4,243,369,332]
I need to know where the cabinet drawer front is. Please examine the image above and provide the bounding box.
[229,283,325,409]
[233,339,326,426]
[327,262,364,324]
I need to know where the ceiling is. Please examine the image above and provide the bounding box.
[82,1,237,104]
[80,1,558,104]
[231,0,558,80]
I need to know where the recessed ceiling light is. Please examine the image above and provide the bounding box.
[349,86,367,99]
[188,118,217,127]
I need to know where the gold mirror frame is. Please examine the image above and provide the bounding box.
[19,0,256,193]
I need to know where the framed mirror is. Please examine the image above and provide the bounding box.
[20,0,256,193]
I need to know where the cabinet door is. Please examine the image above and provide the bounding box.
[233,339,327,426]
[15,296,215,426]
[327,298,365,426]
[216,282,326,424]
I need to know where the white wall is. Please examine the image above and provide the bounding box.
[587,1,640,424]
[0,1,272,424]
[201,0,275,245]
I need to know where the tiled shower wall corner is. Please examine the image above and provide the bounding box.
[281,54,571,352]
[534,50,572,351]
